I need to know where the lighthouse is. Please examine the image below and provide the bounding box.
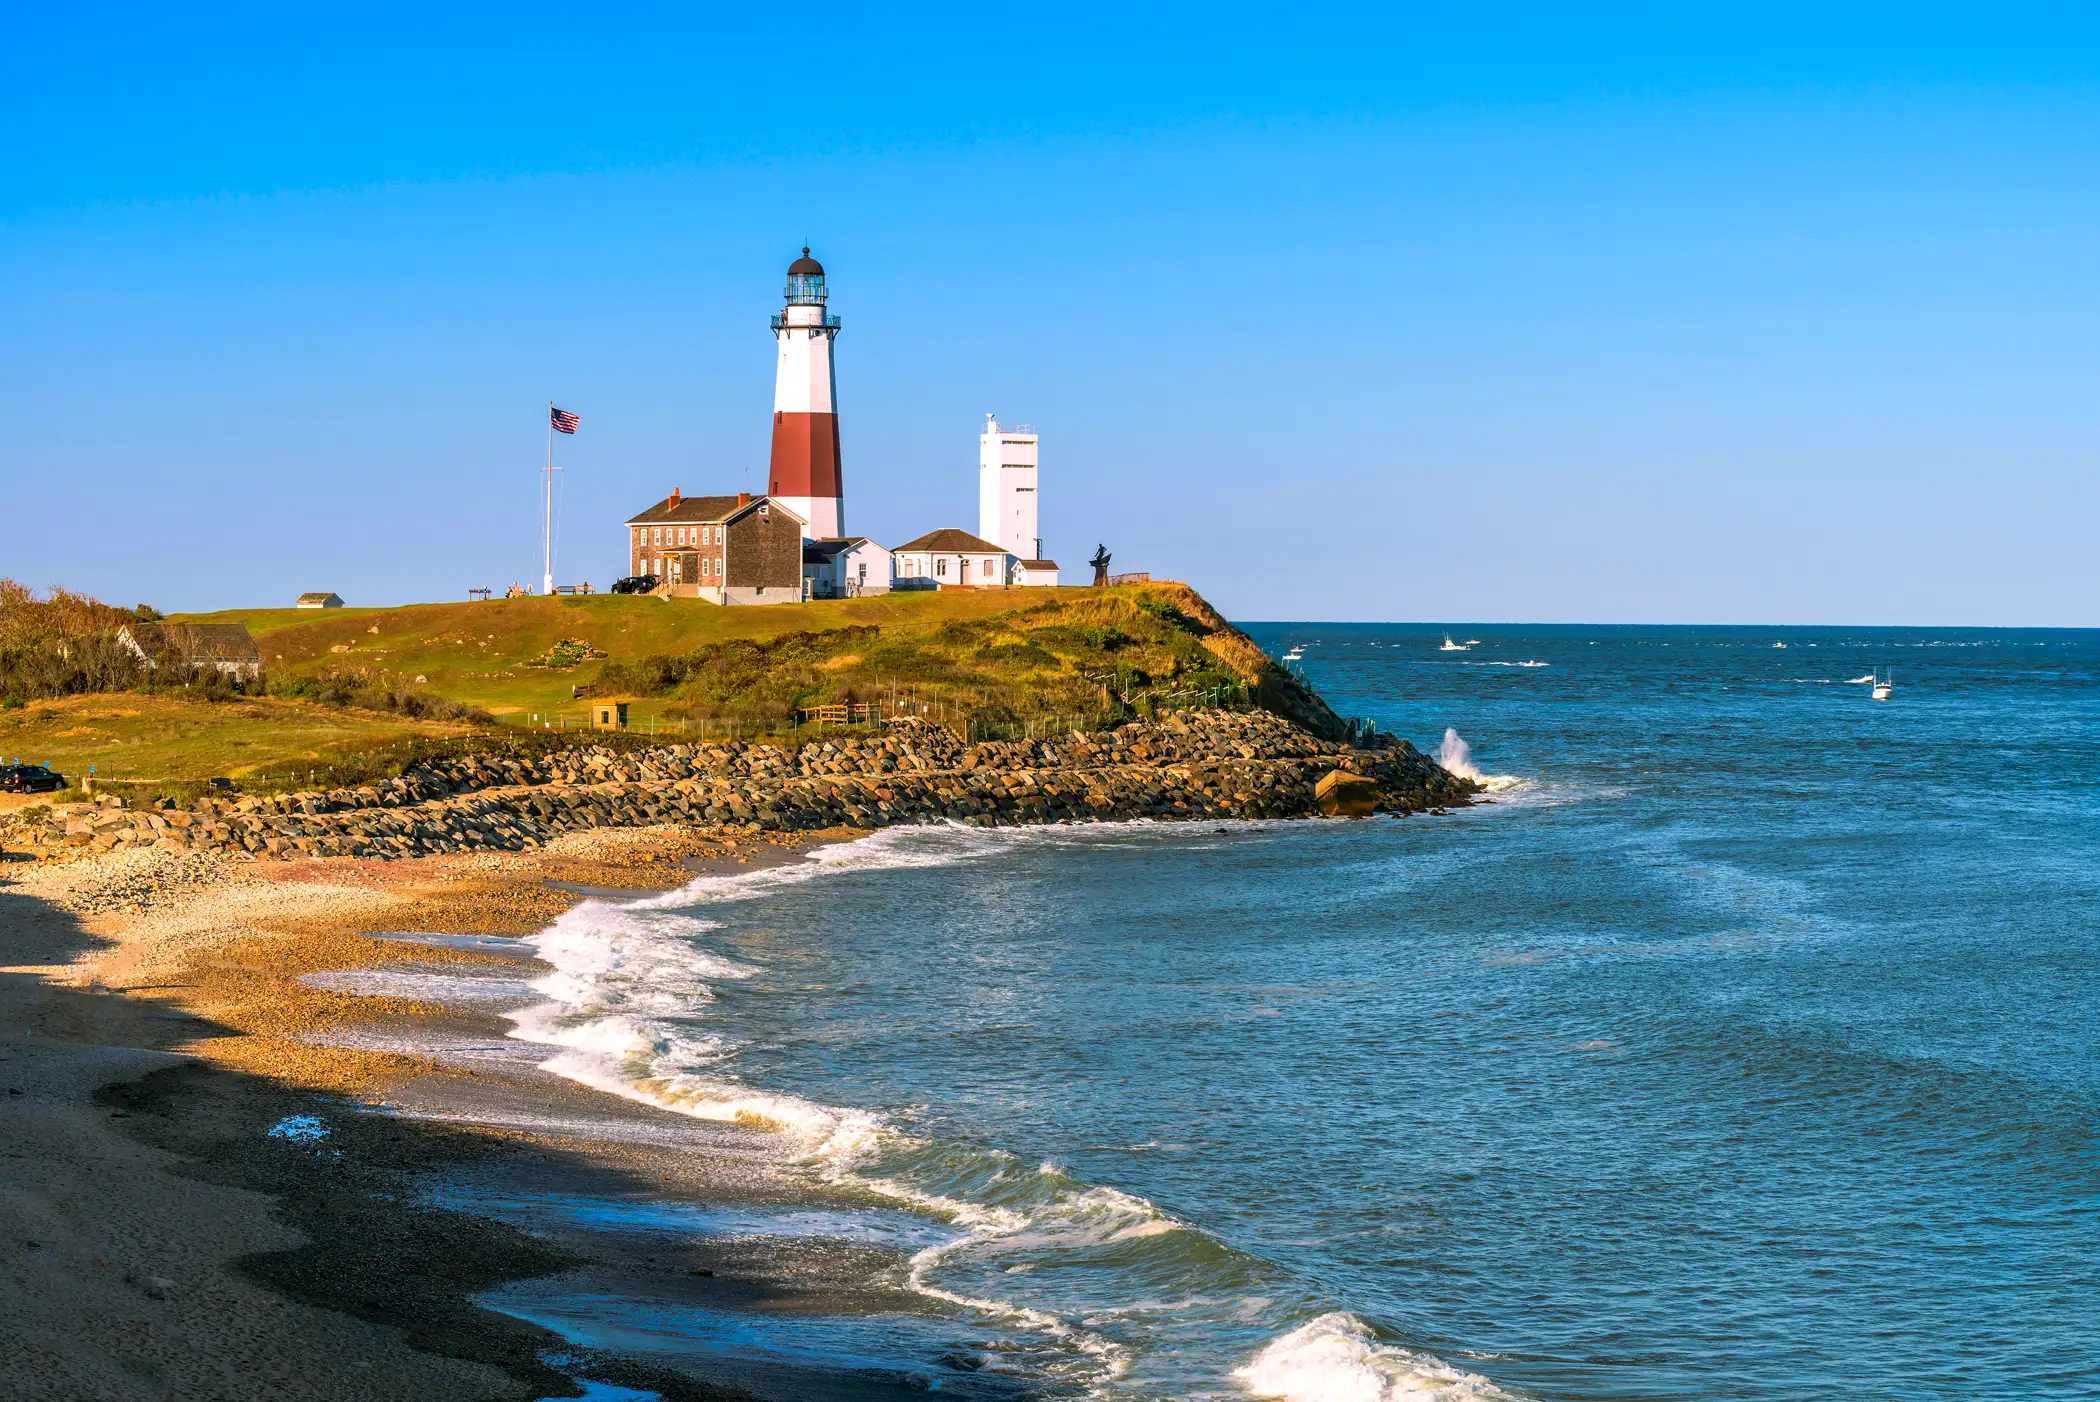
[766,248,844,539]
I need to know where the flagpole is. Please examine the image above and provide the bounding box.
[543,401,554,596]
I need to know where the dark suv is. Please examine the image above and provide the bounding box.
[0,764,66,794]
[611,575,661,595]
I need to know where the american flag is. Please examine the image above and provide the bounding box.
[550,406,580,434]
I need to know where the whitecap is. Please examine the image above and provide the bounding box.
[1235,1312,1527,1402]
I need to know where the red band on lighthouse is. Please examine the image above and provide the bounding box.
[769,411,843,500]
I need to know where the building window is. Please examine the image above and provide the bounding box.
[936,558,948,577]
[857,563,867,584]
[981,558,993,578]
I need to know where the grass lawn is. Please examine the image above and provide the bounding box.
[176,588,1116,724]
[0,692,480,796]
[69,581,1320,789]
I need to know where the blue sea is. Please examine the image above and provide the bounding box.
[477,625,2100,1401]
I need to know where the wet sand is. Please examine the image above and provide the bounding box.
[0,823,928,1401]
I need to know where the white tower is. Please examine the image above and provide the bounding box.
[978,415,1039,560]
[767,248,843,539]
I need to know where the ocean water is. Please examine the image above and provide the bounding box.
[497,625,2100,1401]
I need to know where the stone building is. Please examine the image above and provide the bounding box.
[625,490,806,604]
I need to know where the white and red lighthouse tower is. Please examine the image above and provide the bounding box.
[766,248,843,539]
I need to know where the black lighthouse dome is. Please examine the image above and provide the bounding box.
[783,247,828,305]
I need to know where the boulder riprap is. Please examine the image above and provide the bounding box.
[3,710,1475,864]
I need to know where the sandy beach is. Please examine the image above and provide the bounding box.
[0,823,906,1402]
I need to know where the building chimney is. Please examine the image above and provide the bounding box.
[669,487,681,508]
[737,491,752,508]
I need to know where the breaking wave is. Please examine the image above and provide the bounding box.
[1435,728,1525,794]
[1236,1313,1528,1402]
[503,827,1186,1389]
[502,825,1518,1398]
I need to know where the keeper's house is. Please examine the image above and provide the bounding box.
[626,490,806,604]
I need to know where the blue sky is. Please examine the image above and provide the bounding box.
[5,3,2097,623]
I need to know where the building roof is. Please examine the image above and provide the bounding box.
[802,537,875,564]
[626,494,803,527]
[120,623,261,665]
[893,528,1005,554]
[788,247,824,276]
[1018,559,1059,570]
[294,591,342,606]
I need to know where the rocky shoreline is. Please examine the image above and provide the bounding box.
[6,710,1474,863]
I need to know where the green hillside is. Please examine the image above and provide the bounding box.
[0,582,1332,800]
[177,582,1333,739]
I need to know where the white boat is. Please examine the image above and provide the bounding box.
[1280,647,1304,664]
[1440,636,1470,652]
[1773,641,1787,649]
[1871,666,1893,701]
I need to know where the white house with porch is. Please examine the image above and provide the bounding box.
[891,529,1017,589]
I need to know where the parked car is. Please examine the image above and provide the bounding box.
[611,575,660,595]
[0,764,66,794]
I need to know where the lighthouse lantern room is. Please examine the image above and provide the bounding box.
[767,248,845,539]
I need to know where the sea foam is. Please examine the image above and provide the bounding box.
[1435,729,1524,794]
[503,823,1515,1398]
[1236,1313,1526,1402]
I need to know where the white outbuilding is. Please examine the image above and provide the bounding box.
[803,537,892,598]
[892,529,1013,589]
[1013,559,1060,586]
